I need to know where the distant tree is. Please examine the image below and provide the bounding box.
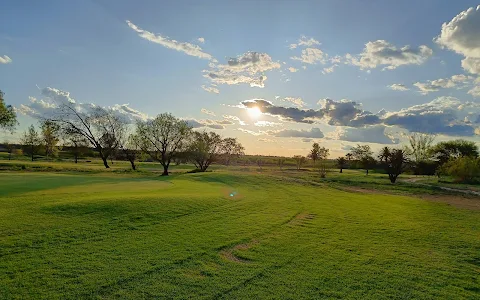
[350,144,374,175]
[442,156,480,183]
[293,155,307,170]
[336,157,347,173]
[65,135,89,163]
[277,157,285,170]
[221,137,245,166]
[21,125,42,161]
[308,143,320,166]
[378,147,408,183]
[345,152,353,161]
[119,134,140,170]
[188,131,223,172]
[429,140,479,165]
[52,102,125,168]
[0,90,17,131]
[136,113,192,176]
[40,120,61,160]
[257,158,263,170]
[406,133,435,162]
[4,140,15,160]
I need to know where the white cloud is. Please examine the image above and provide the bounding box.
[280,97,306,108]
[291,48,327,65]
[197,37,205,44]
[435,6,480,74]
[322,65,337,74]
[388,84,409,91]
[0,55,12,64]
[201,85,220,94]
[288,67,298,73]
[258,138,275,142]
[468,85,480,97]
[223,115,247,126]
[237,128,263,136]
[289,35,321,49]
[203,51,280,88]
[18,87,149,123]
[201,108,215,116]
[347,40,432,70]
[413,74,473,94]
[254,120,281,127]
[126,20,212,60]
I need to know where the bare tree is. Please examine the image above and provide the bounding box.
[293,155,307,170]
[21,125,42,161]
[64,134,90,164]
[40,120,61,160]
[52,103,125,168]
[407,133,435,162]
[136,113,192,176]
[119,134,140,170]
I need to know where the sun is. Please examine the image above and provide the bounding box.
[248,106,262,118]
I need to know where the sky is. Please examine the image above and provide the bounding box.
[1,0,480,157]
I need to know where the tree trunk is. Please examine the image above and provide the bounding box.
[162,164,169,176]
[340,168,343,173]
[129,159,136,170]
[8,152,11,160]
[75,154,78,164]
[366,169,369,175]
[101,156,110,168]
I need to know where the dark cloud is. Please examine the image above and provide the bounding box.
[269,128,324,138]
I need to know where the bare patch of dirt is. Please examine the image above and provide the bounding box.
[220,240,259,263]
[419,194,480,211]
[287,212,316,226]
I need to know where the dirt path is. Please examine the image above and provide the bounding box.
[402,177,480,197]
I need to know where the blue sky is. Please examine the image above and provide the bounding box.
[1,0,479,156]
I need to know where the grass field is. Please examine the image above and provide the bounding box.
[1,165,479,299]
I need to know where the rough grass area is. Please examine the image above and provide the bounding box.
[0,170,479,299]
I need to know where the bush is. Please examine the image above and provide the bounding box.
[442,157,480,183]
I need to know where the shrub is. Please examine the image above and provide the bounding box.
[442,157,480,183]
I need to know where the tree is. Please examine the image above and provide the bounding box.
[345,153,353,161]
[221,137,245,165]
[277,158,285,170]
[441,156,480,183]
[53,102,125,168]
[293,155,307,170]
[188,131,224,172]
[336,157,347,173]
[429,140,479,165]
[119,134,140,170]
[405,133,435,175]
[65,134,89,163]
[0,90,17,131]
[350,144,374,175]
[40,120,61,160]
[4,140,15,160]
[21,125,41,161]
[378,147,408,183]
[308,143,329,166]
[136,113,192,176]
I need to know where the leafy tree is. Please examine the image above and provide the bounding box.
[136,113,192,176]
[221,137,245,165]
[379,147,408,183]
[441,156,480,183]
[40,120,61,160]
[188,131,224,172]
[345,153,353,161]
[0,90,17,131]
[336,157,347,173]
[53,103,125,168]
[350,144,374,175]
[293,155,307,170]
[21,125,41,161]
[429,140,479,165]
[406,133,435,162]
[308,143,320,166]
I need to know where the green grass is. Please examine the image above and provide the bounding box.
[0,169,479,299]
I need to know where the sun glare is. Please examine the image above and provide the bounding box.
[248,106,262,118]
